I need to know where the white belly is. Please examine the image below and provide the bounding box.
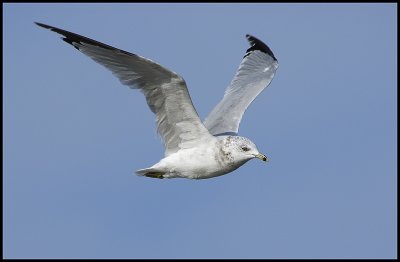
[155,146,243,179]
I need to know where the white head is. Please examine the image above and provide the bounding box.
[220,136,268,165]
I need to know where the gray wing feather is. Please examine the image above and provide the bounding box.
[203,35,278,135]
[36,22,213,156]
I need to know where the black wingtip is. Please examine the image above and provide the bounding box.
[34,22,51,29]
[35,22,84,51]
[34,21,132,54]
[244,34,277,61]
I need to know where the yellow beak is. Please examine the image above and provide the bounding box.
[255,153,268,162]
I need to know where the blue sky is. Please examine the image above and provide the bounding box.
[3,3,397,259]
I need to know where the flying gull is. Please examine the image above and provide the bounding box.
[35,22,279,179]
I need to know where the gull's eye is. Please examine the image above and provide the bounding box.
[241,146,250,152]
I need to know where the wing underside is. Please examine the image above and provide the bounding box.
[203,35,278,135]
[36,22,213,156]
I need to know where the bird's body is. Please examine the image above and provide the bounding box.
[139,137,222,180]
[36,22,278,179]
[137,135,265,179]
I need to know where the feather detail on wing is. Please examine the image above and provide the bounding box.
[36,22,213,156]
[203,34,278,135]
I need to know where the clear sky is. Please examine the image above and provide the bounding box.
[3,3,397,259]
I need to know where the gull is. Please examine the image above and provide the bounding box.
[35,22,279,180]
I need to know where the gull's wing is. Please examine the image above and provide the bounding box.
[35,22,213,156]
[203,35,279,135]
